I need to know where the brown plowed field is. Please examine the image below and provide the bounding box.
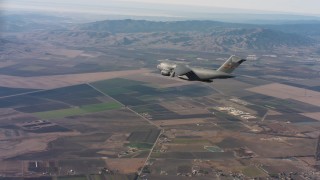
[247,83,320,107]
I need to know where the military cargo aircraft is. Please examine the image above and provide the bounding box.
[157,55,246,82]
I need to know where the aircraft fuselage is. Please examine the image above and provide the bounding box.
[190,68,234,80]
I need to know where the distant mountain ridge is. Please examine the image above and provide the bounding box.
[3,19,318,52]
[71,19,316,50]
[77,19,320,36]
[77,19,244,33]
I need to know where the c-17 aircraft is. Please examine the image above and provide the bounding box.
[157,55,246,82]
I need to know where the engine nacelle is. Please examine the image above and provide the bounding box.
[161,70,171,76]
[157,62,176,76]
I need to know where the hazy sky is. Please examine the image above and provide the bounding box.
[2,0,320,16]
[121,0,320,14]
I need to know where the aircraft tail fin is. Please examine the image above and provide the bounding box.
[217,55,246,74]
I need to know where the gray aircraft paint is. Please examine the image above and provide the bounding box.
[217,55,246,74]
[157,55,245,82]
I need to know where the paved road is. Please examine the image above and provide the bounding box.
[87,83,163,178]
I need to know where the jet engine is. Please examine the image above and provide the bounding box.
[161,70,171,76]
[157,62,176,76]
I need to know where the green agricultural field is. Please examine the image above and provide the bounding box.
[35,108,86,119]
[204,145,224,152]
[90,78,148,96]
[34,102,122,119]
[242,166,267,178]
[81,102,122,112]
[126,142,153,149]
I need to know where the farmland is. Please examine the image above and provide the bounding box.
[0,73,320,179]
[1,14,320,179]
[34,102,122,119]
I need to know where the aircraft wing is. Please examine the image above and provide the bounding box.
[171,64,191,77]
[171,65,200,80]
